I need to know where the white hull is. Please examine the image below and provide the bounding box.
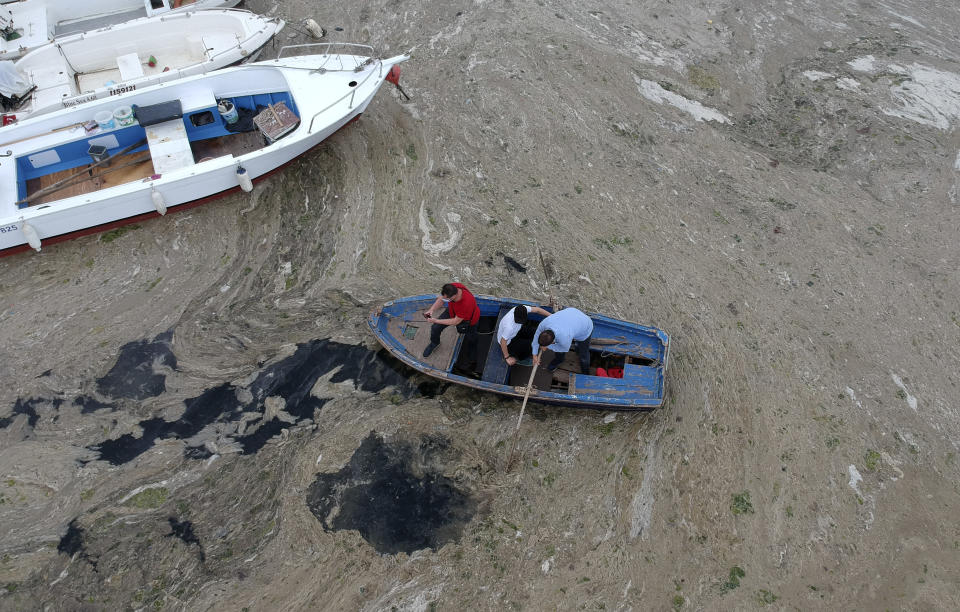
[5,10,283,121]
[0,48,409,254]
[0,0,240,61]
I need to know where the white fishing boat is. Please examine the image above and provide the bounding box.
[1,0,240,61]
[0,9,284,123]
[0,44,409,255]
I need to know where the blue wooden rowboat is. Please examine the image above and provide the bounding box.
[368,294,670,410]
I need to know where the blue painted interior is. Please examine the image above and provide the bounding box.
[17,91,297,205]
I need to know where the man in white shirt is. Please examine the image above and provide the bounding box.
[497,304,552,365]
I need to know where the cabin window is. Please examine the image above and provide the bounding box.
[190,111,216,127]
[150,0,166,10]
[348,81,358,87]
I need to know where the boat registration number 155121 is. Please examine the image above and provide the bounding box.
[109,84,136,96]
[0,224,18,234]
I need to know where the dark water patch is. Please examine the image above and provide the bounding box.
[184,446,214,460]
[0,397,62,429]
[73,395,115,414]
[57,519,96,568]
[57,519,84,556]
[96,330,177,400]
[92,417,168,466]
[250,340,418,400]
[170,384,243,440]
[167,518,204,561]
[417,380,449,398]
[90,339,417,464]
[306,431,476,555]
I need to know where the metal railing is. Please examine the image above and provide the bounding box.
[305,56,386,134]
[274,43,388,133]
[277,42,376,70]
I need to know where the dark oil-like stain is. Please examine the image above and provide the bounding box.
[306,431,476,555]
[57,519,96,568]
[167,518,205,562]
[416,380,449,398]
[57,519,83,556]
[93,417,168,466]
[91,340,420,465]
[0,397,62,429]
[73,395,115,414]
[96,330,177,400]
[184,446,214,460]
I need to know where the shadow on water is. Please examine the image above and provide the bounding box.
[306,431,476,555]
[96,331,177,400]
[91,339,437,465]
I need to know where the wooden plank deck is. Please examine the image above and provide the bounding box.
[25,151,155,206]
[191,131,265,162]
[385,311,459,372]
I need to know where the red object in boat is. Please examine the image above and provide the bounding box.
[386,65,401,86]
[2,114,15,126]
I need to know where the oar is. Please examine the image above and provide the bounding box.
[506,360,538,470]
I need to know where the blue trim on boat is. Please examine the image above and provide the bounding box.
[16,90,298,204]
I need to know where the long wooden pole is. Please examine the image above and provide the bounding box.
[506,361,538,469]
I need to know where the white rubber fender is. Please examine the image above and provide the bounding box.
[21,221,41,252]
[237,166,253,192]
[305,18,325,39]
[151,188,167,215]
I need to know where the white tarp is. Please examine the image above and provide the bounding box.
[0,60,31,98]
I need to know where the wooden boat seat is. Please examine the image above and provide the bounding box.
[570,363,658,397]
[116,53,145,81]
[481,304,514,384]
[146,119,194,175]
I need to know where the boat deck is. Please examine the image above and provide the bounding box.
[75,49,204,93]
[20,130,265,207]
[24,151,156,206]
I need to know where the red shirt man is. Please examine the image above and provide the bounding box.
[422,282,480,360]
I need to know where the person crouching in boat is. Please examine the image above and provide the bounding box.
[532,308,594,374]
[498,304,551,366]
[422,283,482,371]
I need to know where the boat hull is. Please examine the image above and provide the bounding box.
[0,115,362,257]
[7,10,284,121]
[0,51,409,254]
[368,295,670,410]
